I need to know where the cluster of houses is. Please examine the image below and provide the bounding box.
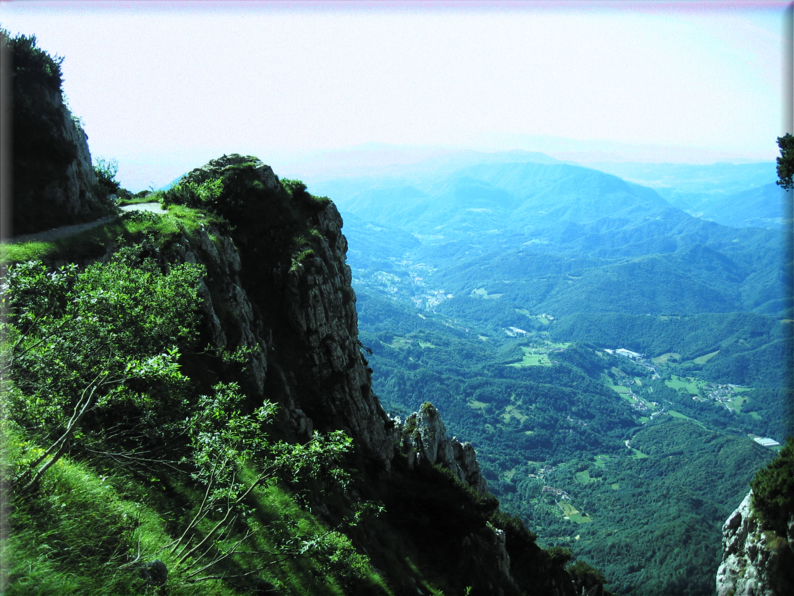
[704,383,743,406]
[411,288,453,309]
[527,465,556,480]
[604,347,661,379]
[542,485,571,500]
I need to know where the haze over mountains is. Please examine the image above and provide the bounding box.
[581,161,788,230]
[306,153,789,319]
[295,149,791,595]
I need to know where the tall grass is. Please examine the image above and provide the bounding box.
[4,419,394,595]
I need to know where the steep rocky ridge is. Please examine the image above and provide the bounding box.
[4,134,591,591]
[6,31,114,235]
[155,154,582,595]
[165,156,395,468]
[716,491,794,596]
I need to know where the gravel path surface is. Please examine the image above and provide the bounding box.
[119,202,167,214]
[2,203,167,246]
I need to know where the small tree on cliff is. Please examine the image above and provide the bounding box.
[93,156,122,198]
[750,436,794,533]
[776,133,794,190]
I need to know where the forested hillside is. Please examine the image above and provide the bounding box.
[307,152,792,595]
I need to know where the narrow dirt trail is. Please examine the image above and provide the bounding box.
[2,203,167,245]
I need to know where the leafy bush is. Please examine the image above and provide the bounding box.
[750,436,794,533]
[282,178,332,209]
[281,178,308,197]
[545,545,573,568]
[163,178,224,210]
[120,210,161,224]
[777,133,794,190]
[567,560,608,594]
[2,243,204,491]
[1,241,386,590]
[1,28,64,92]
[93,157,122,197]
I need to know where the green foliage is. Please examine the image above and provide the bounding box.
[420,401,437,415]
[0,201,227,267]
[161,155,288,217]
[567,560,607,593]
[1,29,64,92]
[2,243,204,490]
[545,545,573,567]
[1,237,391,592]
[355,286,779,595]
[282,178,308,196]
[776,133,794,190]
[4,425,151,595]
[3,416,383,595]
[163,177,225,210]
[751,436,794,532]
[183,382,275,494]
[283,178,332,208]
[93,156,121,197]
[161,380,365,585]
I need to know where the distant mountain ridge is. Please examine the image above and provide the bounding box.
[581,161,788,230]
[317,159,787,319]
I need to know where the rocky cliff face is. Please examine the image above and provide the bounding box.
[276,202,396,467]
[8,32,113,235]
[13,96,108,233]
[166,156,395,471]
[716,491,794,596]
[156,154,581,595]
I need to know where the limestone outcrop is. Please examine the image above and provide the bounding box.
[275,201,396,468]
[163,156,396,472]
[396,402,489,495]
[716,491,794,596]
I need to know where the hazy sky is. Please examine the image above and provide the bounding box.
[1,1,790,190]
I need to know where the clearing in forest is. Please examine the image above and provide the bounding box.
[575,470,600,485]
[665,375,703,394]
[693,350,719,364]
[508,346,553,367]
[467,400,489,414]
[652,352,681,364]
[559,501,594,524]
[501,405,529,424]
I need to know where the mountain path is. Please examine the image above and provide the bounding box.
[3,203,166,245]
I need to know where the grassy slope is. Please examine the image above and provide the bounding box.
[3,193,578,596]
[0,205,445,596]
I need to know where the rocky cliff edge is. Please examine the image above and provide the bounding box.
[716,491,794,596]
[156,154,580,595]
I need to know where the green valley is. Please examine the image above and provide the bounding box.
[320,155,792,595]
